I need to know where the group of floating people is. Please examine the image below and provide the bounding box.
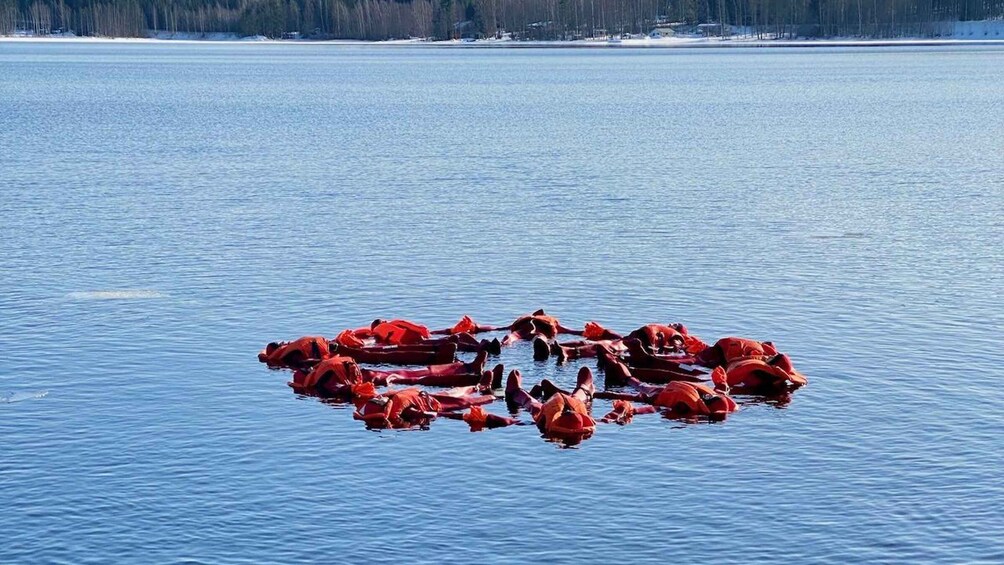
[258,310,808,444]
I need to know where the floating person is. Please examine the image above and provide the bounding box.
[711,354,808,393]
[430,315,506,336]
[628,336,806,385]
[582,321,623,341]
[332,328,374,347]
[598,346,707,385]
[618,338,709,375]
[501,309,586,345]
[533,322,704,362]
[440,405,523,431]
[264,334,462,369]
[413,332,502,355]
[370,319,432,345]
[533,336,625,362]
[505,367,597,437]
[600,399,653,424]
[677,336,780,368]
[596,378,737,421]
[378,359,504,390]
[288,355,377,399]
[259,336,330,368]
[626,323,689,352]
[456,376,642,432]
[353,379,496,429]
[626,323,710,355]
[332,341,457,366]
[338,328,500,355]
[291,352,501,397]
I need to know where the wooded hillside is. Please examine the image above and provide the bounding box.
[2,0,1002,40]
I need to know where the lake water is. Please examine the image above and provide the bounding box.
[1,42,1003,563]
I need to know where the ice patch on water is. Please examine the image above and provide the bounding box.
[1,390,49,403]
[66,290,167,300]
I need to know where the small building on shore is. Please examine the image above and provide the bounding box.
[649,26,676,38]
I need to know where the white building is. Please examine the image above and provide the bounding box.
[649,26,676,38]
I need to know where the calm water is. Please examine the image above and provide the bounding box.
[1,42,1003,564]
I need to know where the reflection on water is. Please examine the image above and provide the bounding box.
[807,232,871,240]
[735,392,795,409]
[0,390,50,403]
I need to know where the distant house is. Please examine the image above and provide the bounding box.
[281,31,300,40]
[649,26,675,38]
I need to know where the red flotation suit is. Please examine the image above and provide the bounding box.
[463,405,490,430]
[681,334,708,355]
[511,311,561,339]
[652,381,737,416]
[602,399,637,424]
[583,321,613,341]
[259,336,330,367]
[353,388,441,428]
[692,336,779,367]
[713,355,807,390]
[632,324,687,350]
[334,329,366,348]
[372,320,431,345]
[717,337,778,363]
[291,355,362,394]
[449,315,477,335]
[534,392,595,435]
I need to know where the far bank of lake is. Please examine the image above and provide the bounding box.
[5,19,1004,48]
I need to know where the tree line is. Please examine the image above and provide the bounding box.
[2,0,1002,40]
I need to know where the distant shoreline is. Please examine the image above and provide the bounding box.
[4,35,1004,48]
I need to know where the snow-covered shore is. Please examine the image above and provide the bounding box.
[3,19,1004,47]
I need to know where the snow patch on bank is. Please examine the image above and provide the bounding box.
[935,19,1004,38]
[0,30,274,43]
[145,30,251,41]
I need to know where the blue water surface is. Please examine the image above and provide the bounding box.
[1,42,1003,564]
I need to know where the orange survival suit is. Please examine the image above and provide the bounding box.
[693,337,779,368]
[289,355,377,400]
[712,354,808,391]
[372,319,431,345]
[259,336,330,367]
[652,381,738,417]
[353,388,441,429]
[534,393,596,436]
[511,311,562,339]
